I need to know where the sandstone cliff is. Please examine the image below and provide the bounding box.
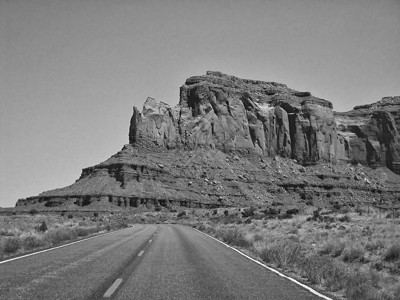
[130,72,400,174]
[16,72,400,211]
[130,71,339,163]
[335,96,400,174]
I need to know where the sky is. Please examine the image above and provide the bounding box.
[1,0,399,207]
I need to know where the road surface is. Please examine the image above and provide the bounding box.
[0,224,326,300]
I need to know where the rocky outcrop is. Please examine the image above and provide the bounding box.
[15,72,400,211]
[130,72,400,174]
[335,97,400,174]
[131,71,339,164]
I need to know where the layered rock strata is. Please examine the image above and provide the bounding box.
[16,72,400,211]
[130,72,400,174]
[130,71,339,163]
[335,97,400,173]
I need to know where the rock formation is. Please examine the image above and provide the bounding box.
[131,71,339,163]
[131,72,400,173]
[335,97,400,174]
[16,72,400,211]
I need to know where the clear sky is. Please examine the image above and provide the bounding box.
[1,0,399,207]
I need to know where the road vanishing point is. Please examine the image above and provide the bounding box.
[0,224,329,300]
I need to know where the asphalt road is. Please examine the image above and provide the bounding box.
[0,224,326,300]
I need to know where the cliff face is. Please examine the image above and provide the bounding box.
[335,97,400,174]
[130,72,400,173]
[130,71,339,164]
[16,72,400,211]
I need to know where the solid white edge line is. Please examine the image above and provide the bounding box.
[192,227,332,300]
[0,226,135,265]
[138,250,144,257]
[103,278,123,298]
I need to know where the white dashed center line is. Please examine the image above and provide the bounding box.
[138,250,144,257]
[103,278,122,298]
[148,239,152,243]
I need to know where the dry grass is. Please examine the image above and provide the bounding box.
[0,213,129,260]
[193,208,400,300]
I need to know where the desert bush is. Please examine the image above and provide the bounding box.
[253,233,264,242]
[22,235,46,250]
[259,241,301,269]
[241,206,256,218]
[305,199,314,206]
[338,214,351,222]
[204,226,216,235]
[345,283,378,300]
[44,227,76,245]
[216,227,252,248]
[298,254,330,284]
[366,239,386,252]
[93,212,99,217]
[393,285,400,299]
[36,220,48,232]
[324,261,350,291]
[319,240,345,257]
[67,214,73,219]
[383,244,400,261]
[297,254,348,291]
[177,211,186,218]
[278,213,293,219]
[342,245,365,262]
[73,227,90,237]
[197,223,206,231]
[3,237,21,254]
[286,209,299,215]
[29,208,38,215]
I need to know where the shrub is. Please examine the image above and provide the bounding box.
[177,211,186,218]
[74,227,90,237]
[342,245,365,262]
[383,243,400,261]
[324,261,349,292]
[297,255,348,290]
[217,227,252,248]
[29,208,38,215]
[253,233,264,242]
[338,214,351,222]
[263,207,280,216]
[278,213,293,219]
[4,237,21,254]
[259,241,301,269]
[22,235,46,250]
[345,283,378,300]
[286,209,299,215]
[319,240,345,257]
[67,214,73,219]
[93,212,99,217]
[394,285,400,299]
[241,206,256,218]
[36,221,48,232]
[305,199,314,206]
[44,228,76,245]
[197,223,206,231]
